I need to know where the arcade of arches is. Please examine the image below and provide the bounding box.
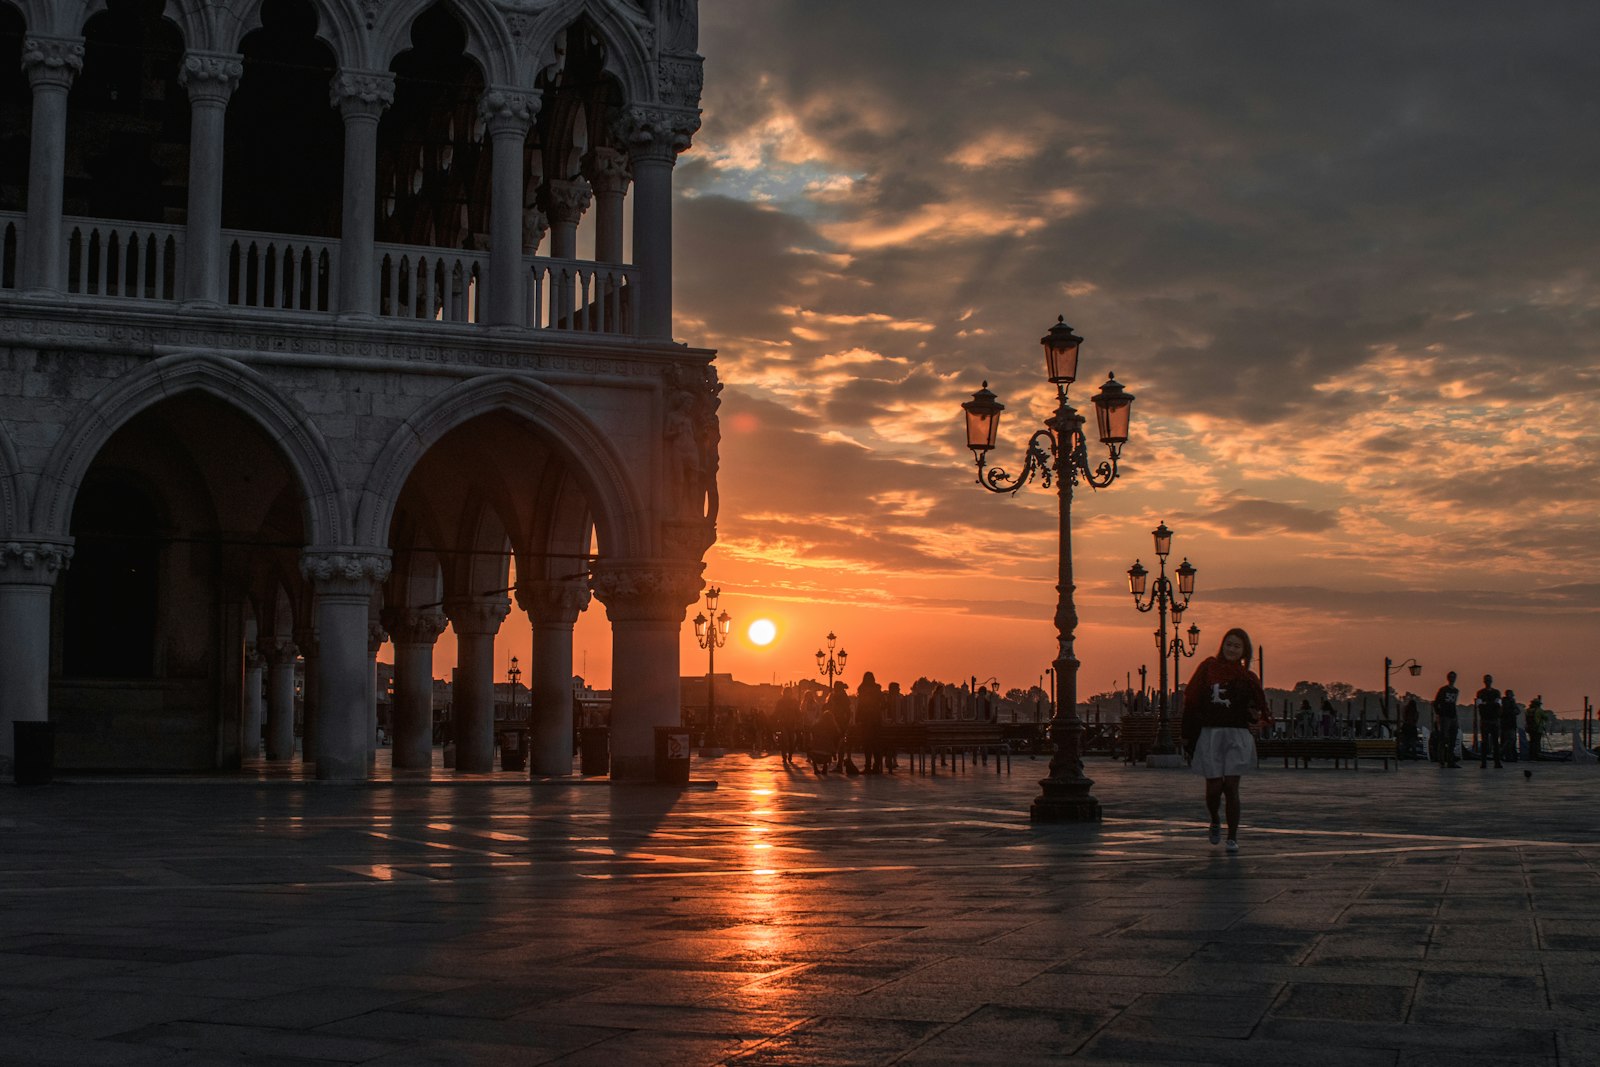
[0,0,714,781]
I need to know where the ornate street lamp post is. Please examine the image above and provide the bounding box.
[816,631,848,691]
[1383,656,1422,734]
[506,656,521,719]
[693,587,731,748]
[1127,524,1197,757]
[1168,614,1201,735]
[961,315,1135,822]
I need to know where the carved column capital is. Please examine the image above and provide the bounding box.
[514,579,591,627]
[300,549,392,598]
[0,539,74,584]
[179,51,244,106]
[590,560,702,623]
[380,608,449,646]
[478,86,540,136]
[21,35,84,91]
[655,55,704,110]
[262,639,299,668]
[245,648,267,671]
[442,597,511,637]
[543,177,593,226]
[368,621,389,656]
[583,147,632,197]
[615,105,701,164]
[330,68,395,119]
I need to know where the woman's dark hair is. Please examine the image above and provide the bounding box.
[1217,627,1253,666]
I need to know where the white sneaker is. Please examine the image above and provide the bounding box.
[1225,838,1238,853]
[1208,822,1221,845]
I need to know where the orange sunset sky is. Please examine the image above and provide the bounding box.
[414,2,1600,714]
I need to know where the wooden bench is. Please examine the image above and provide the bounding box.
[1117,715,1179,763]
[1256,737,1396,769]
[924,722,1010,775]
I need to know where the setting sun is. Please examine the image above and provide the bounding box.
[748,619,777,646]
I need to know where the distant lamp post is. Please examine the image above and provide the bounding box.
[960,314,1135,822]
[1383,656,1423,732]
[1127,524,1196,757]
[693,587,731,748]
[506,656,521,716]
[816,631,847,691]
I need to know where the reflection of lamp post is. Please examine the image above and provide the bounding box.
[693,587,731,748]
[961,315,1135,822]
[816,631,848,691]
[1383,656,1422,732]
[1127,523,1196,757]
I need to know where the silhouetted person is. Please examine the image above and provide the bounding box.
[855,672,888,774]
[1401,696,1421,759]
[1433,671,1461,768]
[774,686,801,766]
[1527,696,1545,759]
[809,705,841,776]
[827,681,853,771]
[1500,689,1520,764]
[1476,674,1503,769]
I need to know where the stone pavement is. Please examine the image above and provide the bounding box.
[3,751,1599,1065]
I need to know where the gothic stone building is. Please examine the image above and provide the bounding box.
[0,0,715,780]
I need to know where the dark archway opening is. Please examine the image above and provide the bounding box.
[224,0,342,238]
[63,472,162,677]
[67,0,188,225]
[377,3,487,250]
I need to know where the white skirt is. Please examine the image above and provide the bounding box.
[1191,727,1256,777]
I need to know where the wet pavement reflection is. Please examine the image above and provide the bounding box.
[3,752,1598,1063]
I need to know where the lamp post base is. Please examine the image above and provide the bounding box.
[1029,775,1103,822]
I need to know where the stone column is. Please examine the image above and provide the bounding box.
[179,51,244,307]
[367,618,387,762]
[294,628,319,764]
[242,648,265,758]
[591,561,701,781]
[583,148,630,265]
[442,598,510,773]
[381,609,447,770]
[515,579,591,776]
[542,177,591,327]
[617,106,699,340]
[19,36,83,295]
[262,639,299,761]
[301,550,391,781]
[331,70,394,318]
[479,87,538,327]
[0,539,72,775]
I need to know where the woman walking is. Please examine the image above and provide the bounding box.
[1181,627,1267,853]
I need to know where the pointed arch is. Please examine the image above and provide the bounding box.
[372,0,516,87]
[521,0,653,104]
[32,353,347,544]
[356,373,647,560]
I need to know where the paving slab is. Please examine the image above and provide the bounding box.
[3,752,1599,1064]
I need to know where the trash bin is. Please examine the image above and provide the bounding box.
[654,725,691,786]
[499,730,527,772]
[13,720,54,786]
[579,726,609,776]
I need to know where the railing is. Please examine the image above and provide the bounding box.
[224,231,338,313]
[8,219,640,337]
[1,210,20,290]
[376,243,483,324]
[64,217,184,301]
[529,257,635,334]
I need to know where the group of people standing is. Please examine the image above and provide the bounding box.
[1430,671,1544,769]
[771,672,896,776]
